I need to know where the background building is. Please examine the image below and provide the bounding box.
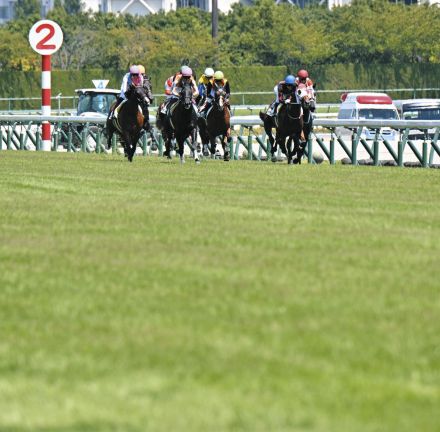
[0,0,438,24]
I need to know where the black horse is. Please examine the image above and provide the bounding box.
[260,94,304,164]
[156,81,199,164]
[106,85,150,162]
[198,86,231,161]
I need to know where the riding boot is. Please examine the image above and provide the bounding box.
[268,102,279,117]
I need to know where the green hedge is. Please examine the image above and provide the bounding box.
[1,64,440,109]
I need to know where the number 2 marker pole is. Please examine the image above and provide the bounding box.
[28,20,63,151]
[42,54,51,151]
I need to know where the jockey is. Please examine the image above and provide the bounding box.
[109,65,144,119]
[159,68,182,114]
[199,70,230,119]
[171,66,198,98]
[267,74,297,117]
[138,64,153,102]
[197,67,214,106]
[295,69,316,110]
[169,66,199,113]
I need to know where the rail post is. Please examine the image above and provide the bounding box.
[398,140,403,167]
[6,126,11,150]
[329,132,335,165]
[422,141,428,168]
[307,136,313,164]
[67,131,73,152]
[351,133,357,165]
[35,129,41,151]
[248,134,252,160]
[20,131,25,150]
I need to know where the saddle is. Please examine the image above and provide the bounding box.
[113,100,143,120]
[110,100,143,134]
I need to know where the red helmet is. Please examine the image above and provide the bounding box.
[297,69,309,79]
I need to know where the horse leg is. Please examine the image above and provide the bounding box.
[197,117,210,156]
[209,135,217,159]
[262,117,277,160]
[292,134,303,165]
[162,130,172,159]
[278,135,289,162]
[129,132,141,162]
[106,120,114,149]
[224,136,232,162]
[176,135,185,164]
[192,129,200,164]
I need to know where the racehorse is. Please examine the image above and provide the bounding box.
[156,81,199,164]
[106,85,150,162]
[198,85,232,161]
[259,91,304,164]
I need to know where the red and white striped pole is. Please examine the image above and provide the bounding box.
[41,55,52,151]
[28,20,63,151]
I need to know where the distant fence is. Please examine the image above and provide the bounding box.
[1,114,440,167]
[2,87,440,112]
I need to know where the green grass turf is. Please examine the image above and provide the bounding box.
[0,152,439,432]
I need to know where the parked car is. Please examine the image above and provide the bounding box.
[337,92,400,140]
[394,99,440,140]
[61,81,119,148]
[75,86,120,118]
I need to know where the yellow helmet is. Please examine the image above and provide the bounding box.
[138,65,145,74]
[214,70,224,81]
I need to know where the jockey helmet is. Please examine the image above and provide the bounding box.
[181,66,193,77]
[129,65,140,75]
[297,69,309,79]
[204,67,214,78]
[138,65,145,74]
[285,75,295,85]
[214,71,224,81]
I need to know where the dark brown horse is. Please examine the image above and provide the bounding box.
[156,81,199,164]
[106,85,150,162]
[198,86,231,161]
[260,94,304,164]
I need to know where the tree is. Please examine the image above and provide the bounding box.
[0,28,39,70]
[64,0,83,15]
[14,0,40,20]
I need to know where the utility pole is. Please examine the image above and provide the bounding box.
[212,0,218,39]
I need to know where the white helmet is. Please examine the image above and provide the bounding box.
[204,67,214,78]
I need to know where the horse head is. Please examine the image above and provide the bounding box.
[213,85,227,111]
[127,84,150,108]
[180,80,193,110]
[296,83,316,111]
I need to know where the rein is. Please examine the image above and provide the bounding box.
[285,103,302,120]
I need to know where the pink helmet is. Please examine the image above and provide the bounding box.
[129,65,140,74]
[181,66,193,77]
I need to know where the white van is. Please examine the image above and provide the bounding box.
[394,99,440,139]
[337,92,400,140]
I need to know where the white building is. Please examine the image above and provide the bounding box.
[0,0,15,24]
[94,0,239,13]
[1,0,438,24]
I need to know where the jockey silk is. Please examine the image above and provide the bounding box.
[119,72,144,99]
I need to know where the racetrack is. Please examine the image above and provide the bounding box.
[1,152,439,431]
